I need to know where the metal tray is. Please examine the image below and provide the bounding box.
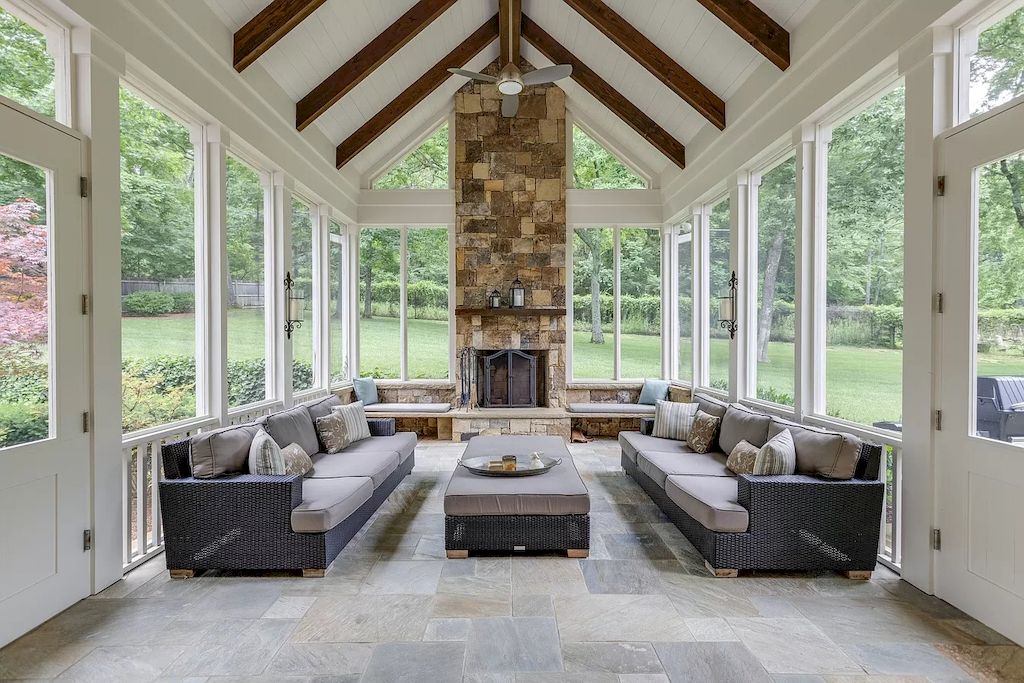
[458,452,562,477]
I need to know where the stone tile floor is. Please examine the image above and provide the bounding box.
[1,438,1022,682]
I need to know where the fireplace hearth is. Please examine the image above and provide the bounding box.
[477,349,546,408]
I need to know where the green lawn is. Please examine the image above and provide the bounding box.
[122,310,1024,428]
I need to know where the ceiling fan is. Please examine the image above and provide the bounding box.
[448,0,572,117]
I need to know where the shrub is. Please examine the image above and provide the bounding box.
[122,291,174,317]
[170,292,195,313]
[228,358,267,407]
[121,367,195,433]
[0,402,48,447]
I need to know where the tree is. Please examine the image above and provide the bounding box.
[574,228,607,343]
[0,199,47,345]
[755,158,796,362]
[0,9,54,120]
[359,229,399,319]
[572,126,646,190]
[374,125,449,189]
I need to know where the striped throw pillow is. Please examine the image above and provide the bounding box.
[652,400,697,441]
[248,428,285,475]
[331,401,372,443]
[753,428,797,475]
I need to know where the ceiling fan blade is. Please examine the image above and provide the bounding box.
[501,94,519,117]
[448,68,497,83]
[522,64,572,86]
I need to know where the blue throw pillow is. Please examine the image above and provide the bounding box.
[638,379,669,405]
[353,377,379,406]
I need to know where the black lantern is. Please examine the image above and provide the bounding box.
[509,277,525,308]
[488,289,502,309]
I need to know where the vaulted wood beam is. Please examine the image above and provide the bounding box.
[521,15,685,169]
[296,0,458,131]
[561,0,724,130]
[234,0,327,72]
[694,0,790,70]
[336,15,499,168]
[499,0,521,67]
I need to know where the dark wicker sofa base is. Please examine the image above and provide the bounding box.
[445,513,590,557]
[622,451,883,575]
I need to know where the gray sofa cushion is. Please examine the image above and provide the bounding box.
[302,394,343,421]
[636,450,732,488]
[768,417,863,480]
[665,475,749,533]
[618,431,688,463]
[718,403,771,455]
[569,402,656,415]
[308,450,399,488]
[364,402,451,414]
[190,423,260,478]
[261,406,320,457]
[693,392,729,418]
[291,477,373,533]
[341,432,417,464]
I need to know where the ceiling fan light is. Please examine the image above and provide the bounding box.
[498,80,523,95]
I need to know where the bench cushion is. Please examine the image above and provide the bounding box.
[261,406,320,458]
[291,476,373,533]
[665,475,749,533]
[308,451,399,488]
[636,450,732,488]
[363,402,451,414]
[719,403,771,455]
[618,431,686,463]
[569,402,656,415]
[340,432,417,465]
[768,417,863,480]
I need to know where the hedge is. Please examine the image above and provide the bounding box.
[122,291,175,317]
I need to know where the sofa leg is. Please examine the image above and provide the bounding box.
[704,561,738,578]
[168,569,194,579]
[302,568,326,578]
[446,550,469,559]
[843,570,872,580]
[566,549,589,558]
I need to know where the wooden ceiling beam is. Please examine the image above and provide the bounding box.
[521,14,685,169]
[234,0,327,72]
[694,0,790,70]
[562,0,725,130]
[336,15,499,169]
[296,0,458,131]
[499,0,521,67]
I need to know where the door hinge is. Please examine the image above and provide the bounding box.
[82,411,90,433]
[81,294,89,315]
[936,175,946,196]
[79,176,89,198]
[934,292,943,314]
[934,409,943,431]
[931,528,942,551]
[83,529,92,551]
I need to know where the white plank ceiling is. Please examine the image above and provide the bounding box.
[205,0,817,180]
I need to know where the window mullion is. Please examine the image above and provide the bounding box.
[810,126,832,418]
[613,225,622,381]
[793,125,815,420]
[273,173,294,407]
[695,208,709,388]
[400,226,409,381]
[204,125,230,424]
[666,224,679,381]
[316,205,331,391]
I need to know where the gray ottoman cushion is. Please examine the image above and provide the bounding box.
[768,417,863,480]
[189,423,260,478]
[261,406,320,457]
[308,451,399,488]
[364,402,451,413]
[636,450,732,488]
[665,475,749,533]
[341,432,417,464]
[569,402,656,415]
[618,431,687,463]
[291,477,373,533]
[718,403,771,455]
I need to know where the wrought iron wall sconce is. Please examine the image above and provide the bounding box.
[718,270,738,339]
[284,270,305,340]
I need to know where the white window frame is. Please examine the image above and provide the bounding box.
[355,224,454,382]
[328,217,350,388]
[1,0,72,126]
[567,223,663,383]
[954,0,1024,125]
[694,193,730,398]
[288,191,323,400]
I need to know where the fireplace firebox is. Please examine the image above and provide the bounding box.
[477,349,543,408]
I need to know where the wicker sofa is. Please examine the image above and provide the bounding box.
[158,395,415,577]
[621,393,884,577]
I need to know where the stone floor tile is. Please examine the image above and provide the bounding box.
[935,643,1024,682]
[684,618,738,641]
[511,558,589,596]
[0,640,93,679]
[790,596,963,645]
[579,560,666,594]
[359,560,444,594]
[554,595,692,642]
[360,641,465,682]
[262,595,317,619]
[264,642,373,676]
[727,618,860,675]
[513,594,554,617]
[616,675,670,683]
[654,641,771,683]
[290,595,433,643]
[425,617,472,640]
[464,617,562,674]
[161,619,296,677]
[842,642,972,679]
[599,531,676,560]
[54,645,183,682]
[561,642,663,674]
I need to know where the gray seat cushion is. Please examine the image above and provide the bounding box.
[665,475,749,533]
[261,406,320,457]
[718,404,772,455]
[340,432,417,464]
[189,423,260,478]
[569,402,656,415]
[618,431,687,463]
[363,402,451,414]
[636,450,733,488]
[444,435,590,516]
[301,394,343,421]
[768,417,863,480]
[291,477,373,533]
[308,451,399,488]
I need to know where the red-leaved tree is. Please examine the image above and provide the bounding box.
[0,199,48,345]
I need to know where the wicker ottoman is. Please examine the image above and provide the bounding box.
[444,435,591,558]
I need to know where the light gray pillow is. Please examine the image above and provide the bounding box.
[261,405,320,456]
[315,412,351,454]
[652,400,697,441]
[754,429,796,476]
[331,401,372,443]
[718,403,771,455]
[248,428,285,475]
[189,423,260,479]
[768,417,862,480]
[282,443,313,477]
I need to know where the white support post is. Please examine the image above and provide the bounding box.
[793,124,816,421]
[693,208,708,388]
[565,223,574,382]
[732,172,755,403]
[205,125,230,424]
[190,125,211,420]
[447,222,456,381]
[261,171,277,400]
[664,223,678,381]
[399,226,409,381]
[899,26,953,594]
[273,172,294,406]
[316,205,331,391]
[809,125,831,417]
[349,226,360,379]
[72,26,125,593]
[612,225,622,381]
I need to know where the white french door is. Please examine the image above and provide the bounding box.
[937,97,1024,645]
[0,98,89,647]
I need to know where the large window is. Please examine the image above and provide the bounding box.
[328,219,347,385]
[290,196,316,392]
[225,155,268,408]
[752,155,797,406]
[824,85,905,427]
[358,227,401,379]
[677,223,693,384]
[708,197,731,391]
[571,225,661,380]
[964,3,1024,121]
[572,126,647,189]
[0,6,56,120]
[373,124,448,190]
[119,85,198,433]
[407,227,449,379]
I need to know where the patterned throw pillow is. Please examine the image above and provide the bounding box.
[652,400,697,441]
[754,428,797,476]
[316,412,351,454]
[248,428,285,475]
[726,439,759,475]
[331,401,372,443]
[281,442,313,476]
[686,410,721,454]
